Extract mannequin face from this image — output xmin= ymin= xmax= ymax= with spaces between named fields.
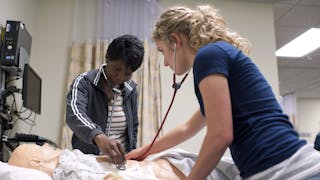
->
xmin=35 ymin=143 xmax=61 ymax=160
xmin=8 ymin=143 xmax=61 ymax=170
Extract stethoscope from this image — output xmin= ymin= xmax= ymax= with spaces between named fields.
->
xmin=102 ymin=67 xmax=127 ymax=170
xmin=135 ymin=43 xmax=190 ymax=160
xmin=101 ymin=67 xmax=122 ymax=137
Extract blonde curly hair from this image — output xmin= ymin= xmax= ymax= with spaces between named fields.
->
xmin=153 ymin=5 xmax=251 ymax=55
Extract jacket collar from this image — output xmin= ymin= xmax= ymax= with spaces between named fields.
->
xmin=89 ymin=64 xmax=137 ymax=98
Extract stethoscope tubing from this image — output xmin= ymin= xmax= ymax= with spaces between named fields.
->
xmin=107 ymin=92 xmax=118 ymax=136
xmin=136 ymin=72 xmax=189 ymax=160
xmin=136 ymin=43 xmax=189 ymax=160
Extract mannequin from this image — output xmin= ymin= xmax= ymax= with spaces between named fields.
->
xmin=8 ymin=143 xmax=60 ymax=178
xmin=8 ymin=143 xmax=185 ymax=180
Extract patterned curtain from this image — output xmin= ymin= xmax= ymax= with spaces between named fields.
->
xmin=60 ymin=40 xmax=162 ymax=149
xmin=133 ymin=40 xmax=162 ymax=147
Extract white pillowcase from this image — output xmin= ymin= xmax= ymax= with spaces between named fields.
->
xmin=0 ymin=161 xmax=52 ymax=180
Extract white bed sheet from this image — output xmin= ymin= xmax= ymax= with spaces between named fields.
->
xmin=147 ymin=148 xmax=241 ymax=180
xmin=0 ymin=161 xmax=52 ymax=180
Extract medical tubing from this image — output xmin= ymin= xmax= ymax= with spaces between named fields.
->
xmin=136 ymin=73 xmax=189 ymax=160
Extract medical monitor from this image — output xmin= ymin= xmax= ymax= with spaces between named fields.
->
xmin=22 ymin=64 xmax=41 ymax=114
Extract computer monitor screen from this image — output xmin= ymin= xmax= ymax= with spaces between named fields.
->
xmin=22 ymin=64 xmax=41 ymax=114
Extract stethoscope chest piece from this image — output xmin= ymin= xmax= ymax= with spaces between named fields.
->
xmin=116 ymin=163 xmax=126 ymax=170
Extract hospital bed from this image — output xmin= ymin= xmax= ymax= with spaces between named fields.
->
xmin=0 ymin=148 xmax=241 ymax=180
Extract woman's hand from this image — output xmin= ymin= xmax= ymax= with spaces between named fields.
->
xmin=125 ymin=146 xmax=147 ymax=161
xmin=94 ymin=134 xmax=126 ymax=165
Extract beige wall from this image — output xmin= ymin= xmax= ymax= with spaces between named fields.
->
xmin=159 ymin=0 xmax=279 ymax=153
xmin=0 ymin=0 xmax=38 ymax=31
xmin=28 ymin=0 xmax=74 ymax=143
xmin=297 ymin=98 xmax=320 ymax=143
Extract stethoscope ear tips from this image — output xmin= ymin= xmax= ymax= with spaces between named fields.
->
xmin=172 ymin=82 xmax=181 ymax=90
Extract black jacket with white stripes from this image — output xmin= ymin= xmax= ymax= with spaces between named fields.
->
xmin=66 ymin=65 xmax=139 ymax=155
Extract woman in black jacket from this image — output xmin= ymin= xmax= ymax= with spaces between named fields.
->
xmin=66 ymin=35 xmax=144 ymax=166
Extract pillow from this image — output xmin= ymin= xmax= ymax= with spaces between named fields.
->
xmin=0 ymin=161 xmax=52 ymax=180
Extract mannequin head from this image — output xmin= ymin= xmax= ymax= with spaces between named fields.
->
xmin=8 ymin=143 xmax=61 ymax=177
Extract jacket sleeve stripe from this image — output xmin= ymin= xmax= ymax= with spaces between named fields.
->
xmin=71 ymin=72 xmax=96 ymax=129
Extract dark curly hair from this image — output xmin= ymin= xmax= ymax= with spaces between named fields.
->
xmin=106 ymin=35 xmax=144 ymax=72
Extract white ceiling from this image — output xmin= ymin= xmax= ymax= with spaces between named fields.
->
xmin=240 ymin=0 xmax=320 ymax=98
